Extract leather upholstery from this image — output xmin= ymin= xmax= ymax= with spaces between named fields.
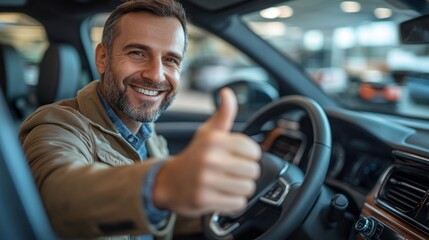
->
xmin=36 ymin=43 xmax=81 ymax=105
xmin=0 ymin=43 xmax=29 ymax=119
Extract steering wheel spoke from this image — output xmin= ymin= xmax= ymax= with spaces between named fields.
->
xmin=208 ymin=212 xmax=241 ymax=237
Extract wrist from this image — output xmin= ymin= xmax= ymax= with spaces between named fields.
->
xmin=153 ymin=158 xmax=174 ymax=210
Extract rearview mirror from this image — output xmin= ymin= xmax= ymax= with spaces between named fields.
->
xmin=213 ymin=80 xmax=279 ymax=119
xmin=400 ymin=14 xmax=429 ymax=44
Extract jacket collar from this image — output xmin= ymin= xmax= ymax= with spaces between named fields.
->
xmin=76 ymin=80 xmax=119 ymax=133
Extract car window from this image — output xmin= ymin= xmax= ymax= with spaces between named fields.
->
xmin=243 ymin=0 xmax=429 ymax=119
xmin=89 ymin=13 xmax=272 ymax=116
xmin=0 ymin=13 xmax=47 ymax=86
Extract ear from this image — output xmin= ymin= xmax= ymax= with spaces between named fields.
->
xmin=95 ymin=43 xmax=107 ymax=75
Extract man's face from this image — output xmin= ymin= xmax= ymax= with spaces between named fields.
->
xmin=97 ymin=12 xmax=185 ymax=123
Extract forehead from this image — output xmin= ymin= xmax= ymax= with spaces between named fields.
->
xmin=114 ymin=12 xmax=185 ymax=54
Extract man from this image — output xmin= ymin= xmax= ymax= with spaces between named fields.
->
xmin=19 ymin=0 xmax=261 ymax=239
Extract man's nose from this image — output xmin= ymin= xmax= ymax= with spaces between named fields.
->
xmin=141 ymin=58 xmax=165 ymax=83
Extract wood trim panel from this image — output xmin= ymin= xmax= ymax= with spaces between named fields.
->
xmin=357 ymin=190 xmax=429 ymax=240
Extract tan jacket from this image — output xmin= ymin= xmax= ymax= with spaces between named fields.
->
xmin=19 ymin=80 xmax=191 ymax=239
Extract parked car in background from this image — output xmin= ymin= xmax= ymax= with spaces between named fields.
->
xmin=358 ymin=81 xmax=402 ymax=106
xmin=354 ymin=70 xmax=403 ymax=111
xmin=2 ymin=0 xmax=429 ymax=239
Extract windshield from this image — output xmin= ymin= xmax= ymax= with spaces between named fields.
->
xmin=243 ymin=0 xmax=429 ymax=118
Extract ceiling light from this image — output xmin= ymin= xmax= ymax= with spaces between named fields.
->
xmin=260 ymin=7 xmax=281 ymax=19
xmin=374 ymin=8 xmax=392 ymax=19
xmin=340 ymin=1 xmax=361 ymax=13
xmin=279 ymin=6 xmax=294 ymax=18
xmin=248 ymin=22 xmax=286 ymax=37
xmin=304 ymin=30 xmax=324 ymax=51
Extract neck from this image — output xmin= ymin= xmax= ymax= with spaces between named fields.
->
xmin=119 ymin=114 xmax=142 ymax=134
xmin=99 ymin=83 xmax=142 ymax=134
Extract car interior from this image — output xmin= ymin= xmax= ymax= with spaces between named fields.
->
xmin=0 ymin=89 xmax=56 ymax=239
xmin=1 ymin=0 xmax=429 ymax=239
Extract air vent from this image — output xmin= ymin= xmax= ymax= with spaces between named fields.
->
xmin=379 ymin=169 xmax=428 ymax=213
xmin=268 ymin=134 xmax=304 ymax=163
xmin=271 ymin=135 xmax=298 ymax=160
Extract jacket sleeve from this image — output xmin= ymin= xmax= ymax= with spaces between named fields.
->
xmin=19 ymin=106 xmax=175 ymax=238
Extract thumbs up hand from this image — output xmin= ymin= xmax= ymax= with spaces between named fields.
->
xmin=153 ymin=88 xmax=261 ymax=217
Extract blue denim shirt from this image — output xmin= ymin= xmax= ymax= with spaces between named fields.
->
xmin=97 ymin=89 xmax=169 ymax=239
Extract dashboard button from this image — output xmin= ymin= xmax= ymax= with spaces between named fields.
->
xmin=355 ymin=216 xmax=376 ymax=238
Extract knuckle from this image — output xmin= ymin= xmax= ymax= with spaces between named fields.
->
xmin=200 ymin=151 xmax=216 ymax=166
xmin=250 ymin=142 xmax=262 ymax=159
xmin=247 ymin=181 xmax=257 ymax=196
xmin=224 ymin=197 xmax=246 ymax=213
xmin=236 ymin=197 xmax=247 ymax=210
xmin=251 ymin=161 xmax=261 ymax=179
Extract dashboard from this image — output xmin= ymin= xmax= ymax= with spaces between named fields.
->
xmin=258 ymin=107 xmax=429 ymax=239
xmin=261 ymin=110 xmax=393 ymax=195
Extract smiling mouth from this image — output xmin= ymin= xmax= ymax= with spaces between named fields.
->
xmin=131 ymin=85 xmax=163 ymax=96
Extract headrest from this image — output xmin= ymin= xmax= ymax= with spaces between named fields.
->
xmin=37 ymin=43 xmax=81 ymax=105
xmin=0 ymin=44 xmax=28 ymax=102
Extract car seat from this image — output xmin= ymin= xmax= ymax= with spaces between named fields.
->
xmin=0 ymin=89 xmax=57 ymax=240
xmin=36 ymin=43 xmax=82 ymax=105
xmin=0 ymin=43 xmax=32 ymax=122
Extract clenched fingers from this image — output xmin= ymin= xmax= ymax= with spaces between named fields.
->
xmin=201 ymin=170 xmax=257 ymax=197
xmin=204 ymin=150 xmax=260 ymax=179
xmin=225 ymin=133 xmax=261 ymax=161
xmin=195 ymin=188 xmax=248 ymax=214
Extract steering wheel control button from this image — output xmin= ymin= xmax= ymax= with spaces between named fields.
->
xmin=260 ymin=178 xmax=290 ymax=206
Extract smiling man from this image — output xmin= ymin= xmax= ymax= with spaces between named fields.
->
xmin=98 ymin=10 xmax=184 ymax=127
xmin=19 ymin=0 xmax=261 ymax=239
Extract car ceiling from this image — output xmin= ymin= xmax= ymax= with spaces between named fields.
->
xmin=0 ymin=0 xmax=425 ymax=28
xmin=184 ymin=0 xmax=248 ymax=11
xmin=0 ymin=0 xmax=429 ymax=14
xmin=0 ymin=0 xmax=426 ymax=21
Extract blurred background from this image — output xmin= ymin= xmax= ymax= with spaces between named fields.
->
xmin=1 ymin=0 xmax=429 ymax=117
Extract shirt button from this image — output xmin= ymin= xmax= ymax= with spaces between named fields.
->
xmin=128 ymin=137 xmax=135 ymax=143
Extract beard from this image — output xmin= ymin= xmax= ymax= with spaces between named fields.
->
xmin=101 ymin=64 xmax=176 ymax=123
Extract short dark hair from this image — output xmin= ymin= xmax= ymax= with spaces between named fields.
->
xmin=102 ymin=0 xmax=188 ymax=56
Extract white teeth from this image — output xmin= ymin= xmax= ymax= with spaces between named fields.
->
xmin=135 ymin=87 xmax=159 ymax=96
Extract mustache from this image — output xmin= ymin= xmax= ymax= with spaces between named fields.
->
xmin=124 ymin=75 xmax=172 ymax=91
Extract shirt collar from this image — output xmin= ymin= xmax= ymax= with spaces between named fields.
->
xmin=97 ymin=86 xmax=152 ymax=151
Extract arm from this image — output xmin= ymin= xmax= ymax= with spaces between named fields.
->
xmin=19 ymin=106 xmax=175 ymax=238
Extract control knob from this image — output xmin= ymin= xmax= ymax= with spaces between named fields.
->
xmin=355 ymin=216 xmax=376 ymax=238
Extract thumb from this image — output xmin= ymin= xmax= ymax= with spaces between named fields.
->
xmin=206 ymin=88 xmax=237 ymax=131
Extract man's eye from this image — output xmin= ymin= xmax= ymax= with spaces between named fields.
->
xmin=165 ymin=57 xmax=179 ymax=65
xmin=129 ymin=51 xmax=144 ymax=57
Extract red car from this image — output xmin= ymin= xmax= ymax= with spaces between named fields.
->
xmin=358 ymin=82 xmax=402 ymax=103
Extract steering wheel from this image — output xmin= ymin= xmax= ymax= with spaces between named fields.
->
xmin=203 ymin=95 xmax=332 ymax=240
